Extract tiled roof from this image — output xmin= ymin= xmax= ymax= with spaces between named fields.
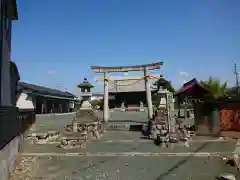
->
xmin=175 ymin=78 xmax=208 ymax=96
xmin=17 ymin=82 xmax=77 ymax=98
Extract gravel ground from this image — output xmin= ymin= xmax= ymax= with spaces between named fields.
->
xmin=9 ymin=156 xmax=38 ymax=180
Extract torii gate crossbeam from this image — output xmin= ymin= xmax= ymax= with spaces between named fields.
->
xmin=91 ymin=62 xmax=163 ymax=122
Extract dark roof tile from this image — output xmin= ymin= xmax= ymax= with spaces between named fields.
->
xmin=175 ymin=78 xmax=208 ymax=96
xmin=17 ymin=82 xmax=77 ymax=98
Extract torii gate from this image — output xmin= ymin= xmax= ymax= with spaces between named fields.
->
xmin=91 ymin=62 xmax=163 ymax=122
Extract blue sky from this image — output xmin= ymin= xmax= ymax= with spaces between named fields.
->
xmin=12 ymin=0 xmax=240 ymax=94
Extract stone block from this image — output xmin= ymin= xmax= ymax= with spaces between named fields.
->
xmin=216 ymin=173 xmax=236 ymax=180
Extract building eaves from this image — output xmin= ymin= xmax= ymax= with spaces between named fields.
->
xmin=6 ymin=0 xmax=18 ymax=20
xmin=174 ymin=78 xmax=209 ymax=96
xmin=17 ymin=82 xmax=77 ymax=99
xmin=10 ymin=61 xmax=20 ymax=81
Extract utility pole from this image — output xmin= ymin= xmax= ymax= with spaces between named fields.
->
xmin=234 ymin=63 xmax=240 ymax=93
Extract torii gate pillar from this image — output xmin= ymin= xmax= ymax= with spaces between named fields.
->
xmin=103 ymin=72 xmax=109 ymax=122
xmin=144 ymin=67 xmax=153 ymax=119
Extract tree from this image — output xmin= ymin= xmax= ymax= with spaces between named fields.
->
xmin=90 ymin=99 xmax=104 ymax=109
xmin=152 ymin=78 xmax=175 ymax=93
xmin=200 ymin=77 xmax=227 ymax=98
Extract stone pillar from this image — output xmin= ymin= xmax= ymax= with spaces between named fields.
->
xmin=165 ymin=92 xmax=171 ymax=131
xmin=120 ymin=102 xmax=126 ymax=111
xmin=144 ymin=67 xmax=153 ymax=119
xmin=168 ymin=92 xmax=176 ymax=133
xmin=73 ymin=121 xmax=78 ymax=132
xmin=52 ymin=103 xmax=55 ymax=113
xmin=103 ymin=72 xmax=109 ymax=122
xmin=212 ymin=108 xmax=220 ymax=136
xmin=41 ymin=103 xmax=44 ymax=114
xmin=177 ymin=99 xmax=180 ymax=117
xmin=184 ymin=98 xmax=188 ymax=118
xmin=139 ymin=101 xmax=144 ymax=111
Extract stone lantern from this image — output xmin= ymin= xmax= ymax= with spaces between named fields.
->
xmin=77 ymin=78 xmax=94 ymax=109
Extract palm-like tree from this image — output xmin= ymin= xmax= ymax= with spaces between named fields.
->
xmin=200 ymin=77 xmax=227 ymax=98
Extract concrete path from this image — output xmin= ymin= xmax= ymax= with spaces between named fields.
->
xmin=16 ymin=112 xmax=240 ymax=179
xmin=21 ymin=134 xmax=239 ymax=180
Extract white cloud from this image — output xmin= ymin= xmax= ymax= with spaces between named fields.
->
xmin=179 ymin=71 xmax=189 ymax=76
xmin=46 ymin=70 xmax=56 ymax=76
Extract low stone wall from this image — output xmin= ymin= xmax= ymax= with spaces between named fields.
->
xmin=0 ymin=107 xmax=35 ymax=180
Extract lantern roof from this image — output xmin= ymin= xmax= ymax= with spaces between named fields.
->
xmin=77 ymin=78 xmax=94 ymax=88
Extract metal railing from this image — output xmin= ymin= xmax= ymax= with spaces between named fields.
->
xmin=0 ymin=106 xmax=35 ymax=149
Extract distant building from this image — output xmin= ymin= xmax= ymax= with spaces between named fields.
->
xmin=17 ymin=82 xmax=77 ymax=114
xmin=106 ymin=76 xmax=169 ymax=108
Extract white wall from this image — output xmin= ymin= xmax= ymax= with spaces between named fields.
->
xmin=69 ymin=101 xmax=75 ymax=109
xmin=16 ymin=92 xmax=35 ymax=109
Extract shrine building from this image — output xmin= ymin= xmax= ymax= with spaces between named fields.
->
xmin=96 ymin=75 xmax=169 ymax=108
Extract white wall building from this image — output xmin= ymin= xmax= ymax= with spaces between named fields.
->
xmin=17 ymin=82 xmax=77 ymax=114
xmin=17 ymin=92 xmax=35 ymax=109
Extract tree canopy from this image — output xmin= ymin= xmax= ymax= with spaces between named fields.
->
xmin=200 ymin=77 xmax=227 ymax=98
xmin=152 ymin=78 xmax=175 ymax=93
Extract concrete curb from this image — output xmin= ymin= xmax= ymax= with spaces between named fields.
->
xmin=22 ymin=152 xmax=234 ymax=157
xmin=36 ymin=112 xmax=76 ymax=117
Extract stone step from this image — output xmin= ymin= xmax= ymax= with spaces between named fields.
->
xmin=60 ymin=138 xmax=86 ymax=149
xmin=28 ymin=132 xmax=48 ymax=139
xmin=28 ymin=131 xmax=60 ymax=140
xmin=106 ymin=123 xmax=143 ymax=131
xmin=61 ymin=131 xmax=87 ymax=137
xmin=61 ymin=136 xmax=87 ymax=140
xmin=106 ymin=124 xmax=130 ymax=131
